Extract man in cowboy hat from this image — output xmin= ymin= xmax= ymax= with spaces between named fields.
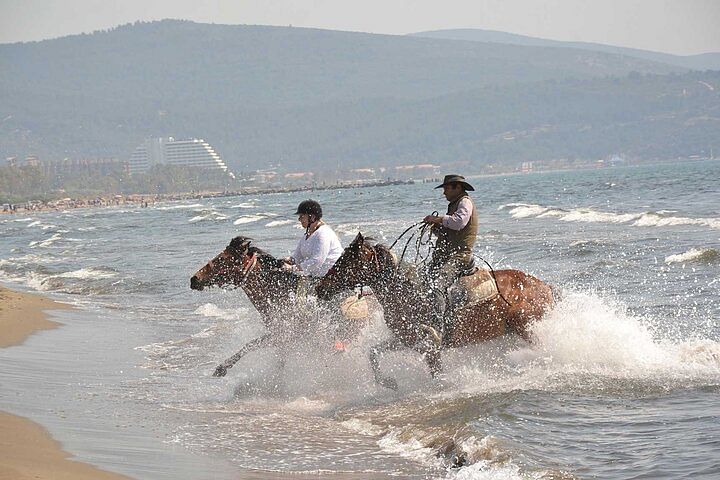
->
xmin=422 ymin=174 xmax=478 ymax=346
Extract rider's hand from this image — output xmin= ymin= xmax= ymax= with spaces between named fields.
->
xmin=423 ymin=215 xmax=443 ymax=225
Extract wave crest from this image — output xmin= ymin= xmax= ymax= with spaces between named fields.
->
xmin=500 ymin=203 xmax=720 ymax=230
xmin=665 ymin=248 xmax=719 ymax=264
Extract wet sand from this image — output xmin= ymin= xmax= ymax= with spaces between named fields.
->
xmin=0 ymin=285 xmax=67 ymax=348
xmin=0 ymin=285 xmax=132 ymax=480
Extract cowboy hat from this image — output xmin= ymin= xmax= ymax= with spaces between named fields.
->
xmin=434 ymin=174 xmax=474 ymax=191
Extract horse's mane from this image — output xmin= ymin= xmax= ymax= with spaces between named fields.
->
xmin=360 ymin=237 xmax=398 ymax=270
xmin=228 ymin=236 xmax=296 ymax=285
xmin=229 ymin=236 xmax=275 ymax=260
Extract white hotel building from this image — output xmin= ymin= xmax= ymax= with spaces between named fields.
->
xmin=128 ymin=137 xmax=230 ymax=175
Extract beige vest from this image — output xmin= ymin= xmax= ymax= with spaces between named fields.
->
xmin=434 ymin=195 xmax=478 ymax=263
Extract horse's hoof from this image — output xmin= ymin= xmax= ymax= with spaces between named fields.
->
xmin=212 ymin=365 xmax=228 ymax=377
xmin=451 ymin=453 xmax=467 ymax=468
xmin=378 ymin=377 xmax=398 ymax=390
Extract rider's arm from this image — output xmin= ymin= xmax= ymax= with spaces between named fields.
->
xmin=289 ymin=240 xmax=303 ymax=265
xmin=441 ymin=198 xmax=473 ymax=230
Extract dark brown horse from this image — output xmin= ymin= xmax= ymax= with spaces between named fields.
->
xmin=316 ymin=233 xmax=555 ymax=389
xmin=191 ymin=236 xmax=344 ymax=377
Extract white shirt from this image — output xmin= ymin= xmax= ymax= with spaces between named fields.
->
xmin=291 ymin=224 xmax=344 ymax=276
xmin=441 ymin=197 xmax=474 ymax=230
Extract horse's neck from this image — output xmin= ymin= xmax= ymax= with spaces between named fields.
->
xmin=241 ymin=264 xmax=295 ymax=316
xmin=368 ymin=271 xmax=431 ymax=326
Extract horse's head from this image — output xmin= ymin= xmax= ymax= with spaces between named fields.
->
xmin=190 ymin=236 xmax=258 ymax=290
xmin=316 ymin=232 xmax=395 ymax=300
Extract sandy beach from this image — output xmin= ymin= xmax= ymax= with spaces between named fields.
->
xmin=0 ymin=285 xmax=132 ymax=480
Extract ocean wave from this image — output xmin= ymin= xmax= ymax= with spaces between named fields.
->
xmin=634 ymin=213 xmax=720 ymax=229
xmin=340 ymin=418 xmax=384 ymax=436
xmin=233 ymin=213 xmax=277 ymax=225
xmin=28 ymin=233 xmax=63 ymax=248
xmin=189 ymin=211 xmax=229 ymax=223
xmin=665 ymin=248 xmax=719 ymax=264
xmin=0 ymin=270 xmax=57 ymax=291
xmin=500 ymin=203 xmax=720 ymax=230
xmin=26 ymin=220 xmax=58 ymax=230
xmin=193 ymin=303 xmax=247 ymax=320
xmin=377 ymin=428 xmax=440 ymax=466
xmin=265 ymin=219 xmax=294 ymax=227
xmin=448 ymin=460 xmax=524 ymax=480
xmin=156 ymin=203 xmax=204 ymax=211
xmin=55 ymin=267 xmax=117 ymax=280
xmin=233 ymin=215 xmax=264 ymax=225
xmin=230 ymin=202 xmax=256 ymax=209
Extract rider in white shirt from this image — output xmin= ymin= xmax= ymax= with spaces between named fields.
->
xmin=282 ymin=200 xmax=343 ymax=277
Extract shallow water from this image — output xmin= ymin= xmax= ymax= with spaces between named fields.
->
xmin=1 ymin=160 xmax=719 ymax=479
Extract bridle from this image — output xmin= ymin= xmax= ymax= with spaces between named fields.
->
xmin=213 ymin=247 xmax=258 ymax=287
xmin=233 ymin=250 xmax=258 ymax=285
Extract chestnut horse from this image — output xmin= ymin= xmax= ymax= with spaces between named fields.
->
xmin=191 ymin=236 xmax=333 ymax=377
xmin=316 ymin=233 xmax=555 ymax=389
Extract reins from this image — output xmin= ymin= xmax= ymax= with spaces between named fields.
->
xmin=387 ymin=218 xmax=513 ymax=307
xmin=388 ymin=211 xmax=439 ymax=267
xmin=237 ymin=253 xmax=258 ymax=284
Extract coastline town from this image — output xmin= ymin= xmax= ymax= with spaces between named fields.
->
xmin=5 ymin=136 xmax=714 ymax=216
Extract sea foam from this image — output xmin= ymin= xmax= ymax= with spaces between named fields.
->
xmin=665 ymin=248 xmax=719 ymax=264
xmin=56 ymin=267 xmax=117 ymax=280
xmin=501 ymin=203 xmax=720 ymax=230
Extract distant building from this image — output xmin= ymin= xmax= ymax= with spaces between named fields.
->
xmin=128 ymin=137 xmax=230 ymax=175
xmin=46 ymin=158 xmax=128 ymax=176
xmin=18 ymin=156 xmax=128 ymax=176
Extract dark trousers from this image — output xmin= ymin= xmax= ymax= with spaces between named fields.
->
xmin=426 ymin=257 xmax=468 ymax=338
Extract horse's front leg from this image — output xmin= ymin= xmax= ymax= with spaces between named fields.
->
xmin=213 ymin=333 xmax=272 ymax=377
xmin=422 ymin=345 xmax=443 ymax=379
xmin=369 ymin=338 xmax=405 ymax=390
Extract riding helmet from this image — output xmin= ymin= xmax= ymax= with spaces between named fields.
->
xmin=295 ymin=199 xmax=323 ymax=219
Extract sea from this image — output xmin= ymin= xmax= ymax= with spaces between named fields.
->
xmin=1 ymin=160 xmax=719 ymax=479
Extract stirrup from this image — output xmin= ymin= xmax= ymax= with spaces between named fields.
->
xmin=420 ymin=324 xmax=443 ymax=346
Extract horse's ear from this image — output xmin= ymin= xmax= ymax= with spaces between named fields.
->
xmin=352 ymin=232 xmax=364 ymax=245
xmin=229 ymin=236 xmax=252 ymax=252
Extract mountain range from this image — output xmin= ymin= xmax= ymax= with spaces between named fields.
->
xmin=0 ymin=20 xmax=718 ymax=172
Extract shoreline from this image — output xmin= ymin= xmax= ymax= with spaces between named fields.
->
xmin=1 ymin=179 xmax=414 ymax=215
xmin=0 ymin=285 xmax=132 ymax=480
xmin=0 ymin=285 xmax=68 ymax=348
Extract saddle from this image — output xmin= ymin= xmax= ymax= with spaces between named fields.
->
xmin=448 ymin=268 xmax=498 ymax=308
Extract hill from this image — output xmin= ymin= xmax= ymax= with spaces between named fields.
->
xmin=410 ymin=29 xmax=720 ymax=71
xmin=1 ymin=20 xmax=717 ymax=173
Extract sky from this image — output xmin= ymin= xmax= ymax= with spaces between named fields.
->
xmin=1 ymin=0 xmax=719 ymax=55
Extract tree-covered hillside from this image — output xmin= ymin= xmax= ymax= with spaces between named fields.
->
xmin=1 ymin=20 xmax=717 ymax=172
xmin=411 ymin=29 xmax=720 ymax=71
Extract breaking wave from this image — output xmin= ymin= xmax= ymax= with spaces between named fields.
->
xmin=189 ymin=211 xmax=228 ymax=223
xmin=265 ymin=219 xmax=294 ymax=227
xmin=233 ymin=213 xmax=277 ymax=225
xmin=500 ymin=203 xmax=720 ymax=230
xmin=155 ymin=203 xmax=204 ymax=210
xmin=665 ymin=247 xmax=719 ymax=264
xmin=55 ymin=267 xmax=117 ymax=280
